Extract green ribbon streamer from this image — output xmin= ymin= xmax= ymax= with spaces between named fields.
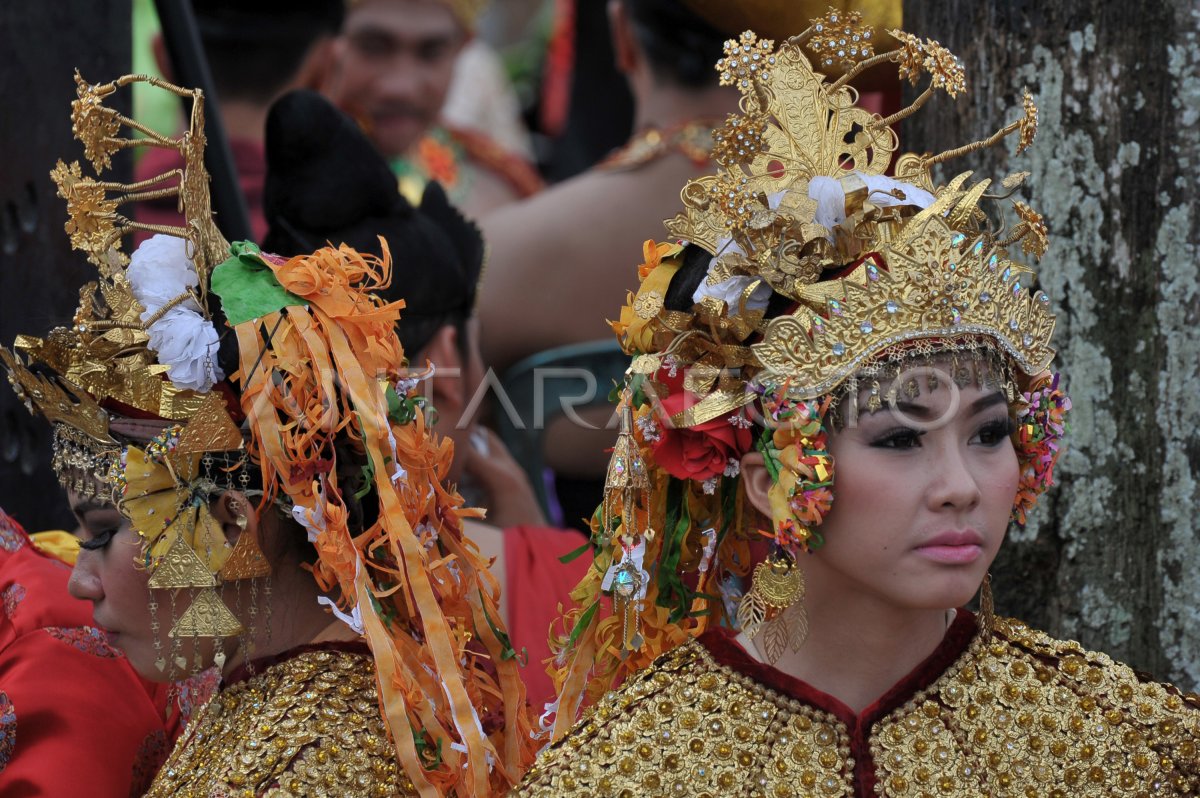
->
xmin=566 ymin=600 xmax=600 ymax=648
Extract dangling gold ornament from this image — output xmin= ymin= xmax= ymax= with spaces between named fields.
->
xmin=738 ymin=551 xmax=808 ymax=664
xmin=170 ymin=587 xmax=244 ymax=640
xmin=218 ymin=527 xmax=272 ymax=581
xmin=601 ymin=398 xmax=654 ymax=656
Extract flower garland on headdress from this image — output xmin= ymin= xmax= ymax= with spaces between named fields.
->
xmin=1012 ymin=371 xmax=1071 ymax=524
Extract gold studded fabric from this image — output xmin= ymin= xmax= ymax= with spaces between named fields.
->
xmin=872 ymin=617 xmax=1199 ymax=797
xmin=516 ymin=616 xmax=1200 ymax=797
xmin=144 ymin=647 xmax=411 ymax=798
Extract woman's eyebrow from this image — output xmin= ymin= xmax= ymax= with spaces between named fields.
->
xmin=70 ymin=498 xmax=106 ymax=516
xmin=969 ymin=392 xmax=1008 ymax=413
xmin=889 ymin=400 xmax=933 ymax=419
xmin=70 ymin=498 xmax=118 ymax=520
xmin=887 ymin=391 xmax=1007 ymax=419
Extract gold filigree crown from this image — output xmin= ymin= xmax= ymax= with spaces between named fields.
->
xmin=649 ymin=10 xmax=1052 ymax=400
xmin=2 ymin=73 xmax=238 ymax=488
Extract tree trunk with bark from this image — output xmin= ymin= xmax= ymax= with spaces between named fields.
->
xmin=903 ymin=1 xmax=1200 ymax=690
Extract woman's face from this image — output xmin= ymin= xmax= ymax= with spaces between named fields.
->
xmin=66 ymin=492 xmax=215 ymax=682
xmin=804 ymin=373 xmax=1019 ymax=612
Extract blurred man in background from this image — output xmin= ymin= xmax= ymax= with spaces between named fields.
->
xmin=325 ymin=0 xmax=543 ymax=219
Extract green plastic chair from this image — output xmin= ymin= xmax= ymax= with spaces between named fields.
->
xmin=493 ymin=339 xmax=629 ymax=520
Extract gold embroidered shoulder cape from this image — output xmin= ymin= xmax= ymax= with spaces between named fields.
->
xmin=145 ymin=644 xmax=412 ymax=797
xmin=517 ymin=613 xmax=1199 ymax=797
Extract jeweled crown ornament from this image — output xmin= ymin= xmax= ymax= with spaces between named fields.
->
xmin=661 ymin=10 xmax=1052 ymax=400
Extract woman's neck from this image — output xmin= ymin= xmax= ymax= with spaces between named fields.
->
xmin=218 ymin=559 xmax=357 ymax=679
xmin=745 ymin=587 xmax=954 ymax=714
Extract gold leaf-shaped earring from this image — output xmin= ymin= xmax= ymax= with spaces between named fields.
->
xmin=752 ymin=555 xmax=803 ymax=609
xmin=738 ymin=551 xmax=807 ymax=663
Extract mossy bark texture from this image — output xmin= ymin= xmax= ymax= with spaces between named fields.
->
xmin=905 ymin=1 xmax=1199 ymax=690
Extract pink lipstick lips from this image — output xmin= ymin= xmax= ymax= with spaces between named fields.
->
xmin=915 ymin=530 xmax=984 ymax=564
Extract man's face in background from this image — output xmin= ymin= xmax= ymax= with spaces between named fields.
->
xmin=328 ymin=0 xmax=466 ymax=159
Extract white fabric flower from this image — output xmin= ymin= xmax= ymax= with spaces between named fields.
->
xmin=692 ymin=269 xmax=773 ymax=312
xmin=142 ymin=307 xmax=223 ymax=392
xmin=807 ymin=173 xmax=935 ymax=232
xmin=125 ymin=234 xmax=224 ymax=392
xmin=694 ymin=192 xmax=785 ymax=312
xmin=694 ymin=237 xmax=772 ymax=312
xmin=126 ymin=234 xmax=202 ymax=313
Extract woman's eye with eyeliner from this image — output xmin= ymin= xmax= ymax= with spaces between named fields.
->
xmin=974 ymin=419 xmax=1015 ymax=446
xmin=79 ymin=528 xmax=117 ymax=551
xmin=872 ymin=428 xmax=924 ymax=449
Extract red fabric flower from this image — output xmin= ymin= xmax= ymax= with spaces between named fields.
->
xmin=650 ymin=387 xmax=754 ymax=482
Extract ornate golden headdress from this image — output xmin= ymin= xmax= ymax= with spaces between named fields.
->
xmin=659 ymin=14 xmax=1050 ymax=401
xmin=2 ymin=72 xmax=235 ymax=497
xmin=549 ymin=10 xmax=1065 ymax=739
xmin=4 ymin=73 xmax=537 ymax=794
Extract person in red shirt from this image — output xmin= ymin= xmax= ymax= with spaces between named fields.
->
xmin=0 ymin=507 xmax=180 ymax=797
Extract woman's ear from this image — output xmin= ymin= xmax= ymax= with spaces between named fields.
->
xmin=420 ymin=325 xmax=467 ymax=417
xmin=209 ymin=490 xmax=259 ymax=547
xmin=739 ymin=452 xmax=774 ymax=518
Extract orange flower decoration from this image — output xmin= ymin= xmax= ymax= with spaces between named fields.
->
xmin=638 ymin=240 xmax=684 ymax=280
xmin=418 ymin=136 xmax=459 ymax=187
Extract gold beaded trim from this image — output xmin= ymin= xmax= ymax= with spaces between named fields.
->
xmin=50 ymin=423 xmax=120 ymax=500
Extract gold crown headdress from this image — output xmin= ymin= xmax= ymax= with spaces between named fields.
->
xmin=4 ymin=73 xmax=537 ymax=793
xmin=3 ymin=72 xmax=237 ymax=498
xmin=661 ymin=14 xmax=1050 ymax=400
xmin=549 ymin=10 xmax=1064 ymax=739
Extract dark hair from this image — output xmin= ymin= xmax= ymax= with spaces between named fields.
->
xmin=664 ymin=243 xmax=794 ymax=320
xmin=260 ymin=90 xmax=484 ymax=357
xmin=192 ymin=0 xmax=344 ymax=104
xmin=624 ymin=0 xmax=727 ymax=89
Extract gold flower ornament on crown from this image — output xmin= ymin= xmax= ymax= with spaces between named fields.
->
xmin=656 ymin=8 xmax=1051 ymax=402
xmin=3 ymin=72 xmax=230 ymax=446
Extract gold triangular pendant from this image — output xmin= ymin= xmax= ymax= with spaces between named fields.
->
xmin=176 ymin=391 xmax=244 ymax=456
xmin=148 ymin=532 xmax=217 ymax=589
xmin=218 ymin=528 xmax=272 ymax=581
xmin=169 ymin=587 xmax=243 ymax=638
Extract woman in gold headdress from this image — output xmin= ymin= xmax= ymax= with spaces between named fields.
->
xmin=516 ymin=10 xmax=1199 ymax=797
xmin=2 ymin=76 xmax=536 ymax=796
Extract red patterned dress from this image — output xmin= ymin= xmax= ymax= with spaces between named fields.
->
xmin=0 ymin=508 xmax=181 ymax=796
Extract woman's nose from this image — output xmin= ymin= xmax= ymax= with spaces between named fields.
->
xmin=67 ymin=552 xmax=104 ymax=602
xmin=928 ymin=443 xmax=983 ymax=510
